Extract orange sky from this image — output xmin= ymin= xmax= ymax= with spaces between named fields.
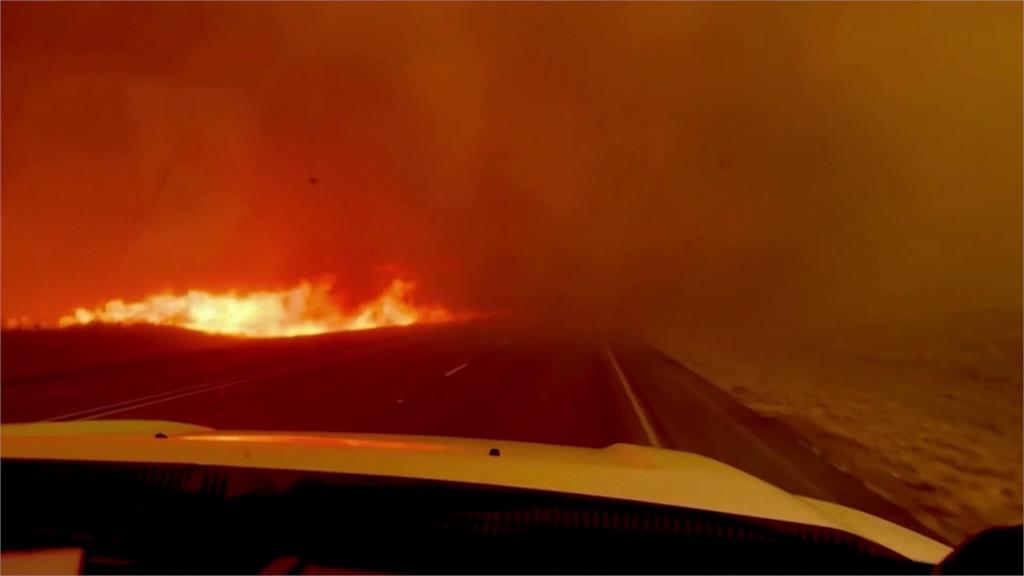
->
xmin=2 ymin=3 xmax=1021 ymax=332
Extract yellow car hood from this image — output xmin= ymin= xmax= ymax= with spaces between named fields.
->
xmin=1 ymin=420 xmax=950 ymax=564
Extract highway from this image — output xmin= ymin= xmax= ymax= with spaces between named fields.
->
xmin=1 ymin=321 xmax=936 ymax=539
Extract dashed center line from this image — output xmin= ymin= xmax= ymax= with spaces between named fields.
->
xmin=441 ymin=338 xmax=515 ymax=378
xmin=444 ymin=362 xmax=469 ymax=377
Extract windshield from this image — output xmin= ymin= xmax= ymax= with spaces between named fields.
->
xmin=1 ymin=0 xmax=1020 ymax=564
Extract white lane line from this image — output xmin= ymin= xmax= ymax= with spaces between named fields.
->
xmin=42 ymin=337 xmax=411 ymax=422
xmin=444 ymin=362 xmax=469 ymax=377
xmin=47 ymin=362 xmax=320 ymax=422
xmin=39 ymin=375 xmax=251 ymax=422
xmin=82 ymin=380 xmax=245 ymax=420
xmin=605 ymin=344 xmax=662 ymax=448
xmin=442 ymin=338 xmax=513 ymax=378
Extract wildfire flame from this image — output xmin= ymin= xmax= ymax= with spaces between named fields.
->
xmin=57 ymin=278 xmax=452 ymax=338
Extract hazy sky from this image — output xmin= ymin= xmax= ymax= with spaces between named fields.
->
xmin=3 ymin=2 xmax=1020 ymax=331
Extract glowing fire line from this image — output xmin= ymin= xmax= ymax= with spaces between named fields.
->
xmin=57 ymin=278 xmax=452 ymax=338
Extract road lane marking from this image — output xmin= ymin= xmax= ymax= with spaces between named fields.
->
xmin=39 ymin=375 xmax=252 ymax=422
xmin=442 ymin=339 xmax=514 ymax=378
xmin=82 ymin=379 xmax=248 ymax=419
xmin=40 ymin=336 xmax=416 ymax=422
xmin=44 ymin=362 xmax=322 ymax=422
xmin=444 ymin=362 xmax=469 ymax=377
xmin=605 ymin=345 xmax=662 ymax=448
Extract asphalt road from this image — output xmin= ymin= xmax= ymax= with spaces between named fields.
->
xmin=1 ymin=321 xmax=936 ymax=539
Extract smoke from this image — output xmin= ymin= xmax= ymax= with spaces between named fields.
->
xmin=3 ymin=3 xmax=1020 ymax=334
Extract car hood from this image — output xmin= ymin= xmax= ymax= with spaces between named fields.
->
xmin=1 ymin=420 xmax=950 ymax=564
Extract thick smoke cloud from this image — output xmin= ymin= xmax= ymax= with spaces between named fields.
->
xmin=3 ymin=3 xmax=1020 ymax=333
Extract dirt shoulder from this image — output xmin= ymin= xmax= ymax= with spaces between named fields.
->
xmin=652 ymin=309 xmax=1022 ymax=544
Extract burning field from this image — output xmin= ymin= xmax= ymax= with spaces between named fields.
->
xmin=54 ymin=278 xmax=453 ymax=338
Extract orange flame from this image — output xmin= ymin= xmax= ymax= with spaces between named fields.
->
xmin=57 ymin=278 xmax=452 ymax=338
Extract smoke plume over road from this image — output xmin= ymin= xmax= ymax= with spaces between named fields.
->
xmin=3 ymin=3 xmax=1019 ymax=335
